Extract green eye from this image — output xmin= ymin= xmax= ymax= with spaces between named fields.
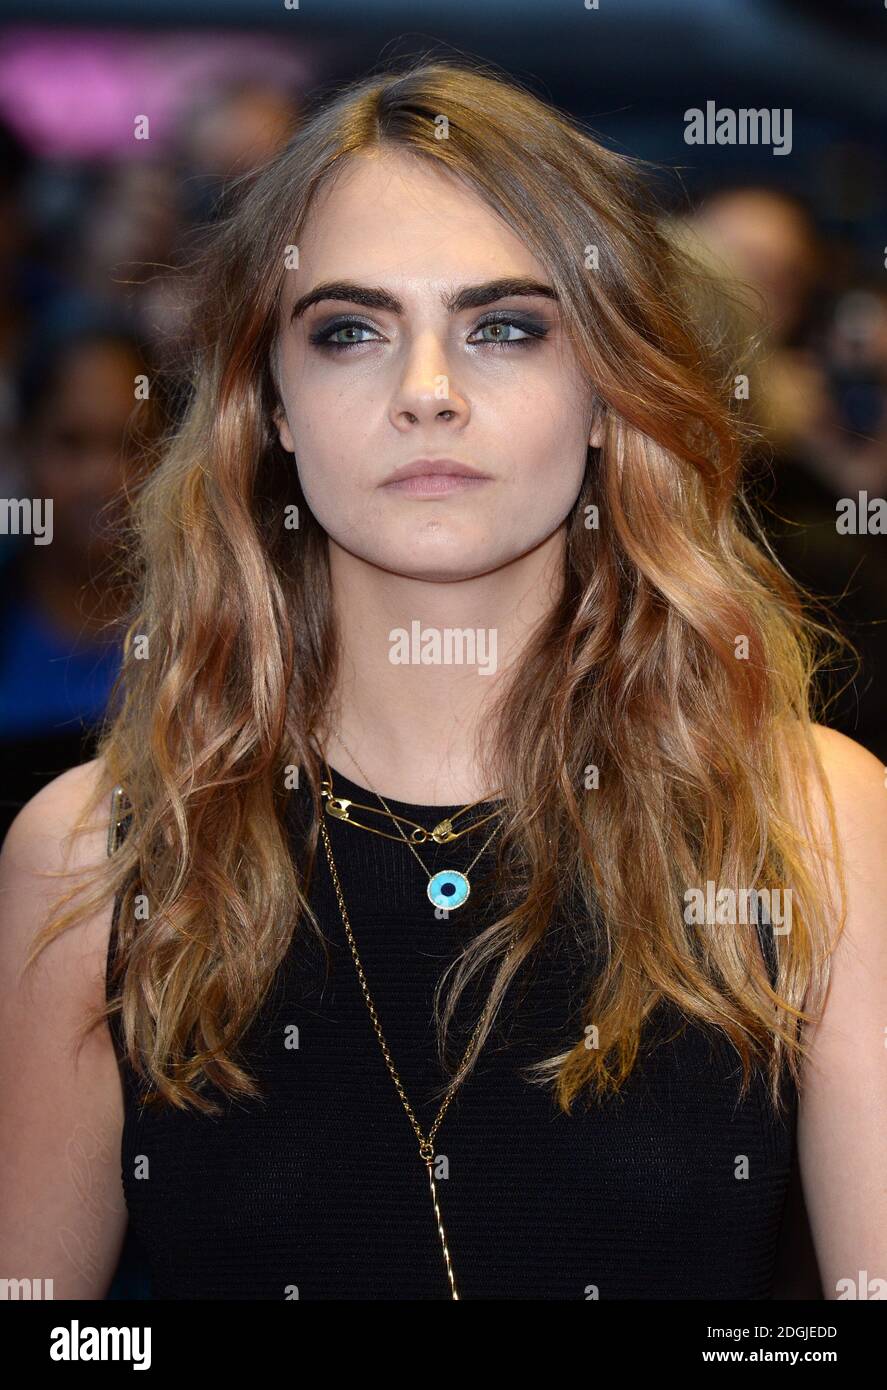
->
xmin=327 ymin=324 xmax=376 ymax=345
xmin=467 ymin=315 xmax=547 ymax=347
xmin=308 ymin=318 xmax=384 ymax=350
xmin=472 ymin=321 xmax=529 ymax=343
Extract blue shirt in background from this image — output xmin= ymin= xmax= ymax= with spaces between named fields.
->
xmin=0 ymin=595 xmax=122 ymax=738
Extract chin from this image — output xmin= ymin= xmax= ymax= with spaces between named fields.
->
xmin=374 ymin=543 xmax=492 ymax=581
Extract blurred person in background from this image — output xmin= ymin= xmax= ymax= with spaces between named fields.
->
xmin=74 ymin=162 xmax=182 ymax=315
xmin=0 ymin=118 xmax=60 ymax=495
xmin=0 ymin=122 xmax=33 ymax=481
xmin=133 ymin=79 xmax=302 ymax=375
xmin=686 ymin=185 xmax=825 ymax=454
xmin=798 ymin=284 xmax=887 ymax=498
xmin=681 ymin=187 xmax=887 ymax=761
xmin=0 ymin=308 xmax=155 ymax=841
xmin=176 ymin=78 xmax=300 ymax=196
xmin=30 ymin=159 xmax=186 ymax=379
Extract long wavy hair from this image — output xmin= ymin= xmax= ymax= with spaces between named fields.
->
xmin=32 ymin=57 xmax=849 ymax=1118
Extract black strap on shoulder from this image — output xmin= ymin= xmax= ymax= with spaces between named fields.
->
xmin=107 ymin=785 xmax=132 ymax=857
xmin=753 ymin=893 xmax=780 ymax=992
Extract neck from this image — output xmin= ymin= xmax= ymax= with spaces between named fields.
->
xmin=323 ymin=526 xmax=566 ymax=805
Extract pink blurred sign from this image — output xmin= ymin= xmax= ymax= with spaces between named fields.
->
xmin=0 ymin=25 xmax=313 ymax=157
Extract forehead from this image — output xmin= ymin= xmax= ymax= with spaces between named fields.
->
xmin=289 ymin=148 xmax=546 ymax=293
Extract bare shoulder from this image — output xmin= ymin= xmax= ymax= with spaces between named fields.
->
xmin=807 ymin=722 xmax=886 ymax=802
xmin=1 ymin=754 xmax=114 ymax=868
xmin=779 ymin=722 xmax=887 ymax=890
xmin=0 ymin=752 xmax=120 ymax=1030
xmin=802 ymin=719 xmax=887 ymax=970
xmin=0 ymin=755 xmax=129 ymax=1296
xmin=0 ymin=751 xmax=122 ymax=1028
xmin=789 ymin=725 xmax=887 ymax=1294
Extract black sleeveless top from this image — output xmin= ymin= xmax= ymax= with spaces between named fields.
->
xmin=106 ymin=767 xmax=797 ymax=1300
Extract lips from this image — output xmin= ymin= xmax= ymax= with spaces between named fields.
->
xmin=381 ymin=458 xmax=491 ymax=485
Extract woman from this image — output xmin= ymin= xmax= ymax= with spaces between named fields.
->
xmin=1 ymin=59 xmax=884 ymax=1301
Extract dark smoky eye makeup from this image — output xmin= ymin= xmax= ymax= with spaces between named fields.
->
xmin=307 ymin=315 xmax=382 ymax=349
xmin=305 ymin=305 xmax=554 ymax=352
xmin=466 ymin=310 xmax=551 ymax=345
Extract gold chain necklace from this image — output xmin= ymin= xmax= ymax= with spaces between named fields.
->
xmin=317 ymin=810 xmax=516 ymax=1299
xmin=322 ymin=736 xmax=505 ymax=912
xmin=111 ymin=767 xmax=512 ymax=1296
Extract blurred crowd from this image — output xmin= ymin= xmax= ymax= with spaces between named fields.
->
xmin=1 ymin=71 xmax=886 ymax=854
xmin=0 ymin=78 xmax=301 ymax=840
xmin=679 ymin=187 xmax=887 ymax=759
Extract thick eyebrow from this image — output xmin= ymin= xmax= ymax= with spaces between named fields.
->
xmin=288 ymin=277 xmax=558 ymax=322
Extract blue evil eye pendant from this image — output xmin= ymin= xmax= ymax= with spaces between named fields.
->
xmin=427 ymin=870 xmax=471 ymax=910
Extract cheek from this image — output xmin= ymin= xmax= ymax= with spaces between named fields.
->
xmin=507 ymin=394 xmax=589 ymax=483
xmin=280 ymin=401 xmax=366 ymax=524
xmin=278 ymin=347 xmax=370 ymax=453
xmin=288 ymin=408 xmax=363 ymax=486
xmin=503 ymin=408 xmax=589 ymax=523
xmin=497 ymin=358 xmax=585 ymax=431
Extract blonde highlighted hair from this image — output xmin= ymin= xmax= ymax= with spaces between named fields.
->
xmin=32 ymin=56 xmax=848 ymax=1117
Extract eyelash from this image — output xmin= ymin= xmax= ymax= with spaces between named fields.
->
xmin=307 ymin=312 xmax=549 ymax=352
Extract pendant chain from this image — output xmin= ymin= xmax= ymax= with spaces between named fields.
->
xmin=324 ymin=735 xmax=505 ymax=887
xmin=317 ymin=736 xmax=514 ymax=1300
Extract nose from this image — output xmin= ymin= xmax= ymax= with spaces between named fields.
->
xmin=388 ymin=331 xmax=469 ymax=431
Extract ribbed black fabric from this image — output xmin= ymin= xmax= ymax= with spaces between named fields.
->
xmin=106 ymin=767 xmax=796 ymax=1300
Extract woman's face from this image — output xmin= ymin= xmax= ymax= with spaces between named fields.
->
xmin=274 ymin=148 xmax=599 ymax=582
